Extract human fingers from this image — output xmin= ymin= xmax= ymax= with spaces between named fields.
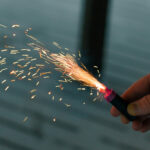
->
xmin=132 ymin=119 xmax=143 ymax=131
xmin=110 ymin=106 xmax=120 ymax=117
xmin=122 ymin=74 xmax=150 ymax=103
xmin=127 ymin=94 xmax=150 ymax=116
xmin=139 ymin=119 xmax=150 ymax=132
xmin=120 ymin=114 xmax=129 ymax=124
xmin=111 ymin=74 xmax=150 ymax=121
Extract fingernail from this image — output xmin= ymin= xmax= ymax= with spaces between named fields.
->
xmin=127 ymin=104 xmax=138 ymax=116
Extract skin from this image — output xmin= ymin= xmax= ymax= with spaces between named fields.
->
xmin=110 ymin=74 xmax=150 ymax=132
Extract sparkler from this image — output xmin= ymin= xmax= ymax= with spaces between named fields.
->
xmin=50 ymin=53 xmax=136 ymax=121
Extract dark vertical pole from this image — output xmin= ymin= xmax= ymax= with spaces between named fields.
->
xmin=80 ymin=0 xmax=109 ymax=75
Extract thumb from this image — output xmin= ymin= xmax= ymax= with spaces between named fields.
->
xmin=127 ymin=94 xmax=150 ymax=116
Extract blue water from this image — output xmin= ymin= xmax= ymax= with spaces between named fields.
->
xmin=0 ymin=0 xmax=150 ymax=150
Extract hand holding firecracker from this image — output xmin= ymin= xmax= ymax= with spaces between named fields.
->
xmin=26 ymin=42 xmax=150 ymax=132
xmin=111 ymin=74 xmax=150 ymax=133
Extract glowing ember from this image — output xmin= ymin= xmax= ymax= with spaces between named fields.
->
xmin=59 ymin=98 xmax=62 ymax=102
xmin=52 ymin=117 xmax=56 ymax=122
xmin=31 ymin=95 xmax=36 ymax=100
xmin=23 ymin=116 xmax=28 ymax=122
xmin=12 ymin=24 xmax=20 ymax=28
xmin=1 ymin=80 xmax=6 ymax=84
xmin=64 ymin=103 xmax=71 ymax=107
xmin=5 ymin=86 xmax=9 ymax=91
xmin=0 ymin=24 xmax=7 ymax=28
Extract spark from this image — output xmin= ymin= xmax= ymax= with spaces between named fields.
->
xmin=12 ymin=24 xmax=20 ymax=28
xmin=5 ymin=86 xmax=9 ymax=91
xmin=64 ymin=103 xmax=71 ymax=107
xmin=72 ymin=54 xmax=76 ymax=57
xmin=19 ymin=75 xmax=26 ymax=80
xmin=43 ymin=76 xmax=50 ymax=79
xmin=39 ymin=52 xmax=42 ymax=58
xmin=81 ymin=63 xmax=88 ymax=70
xmin=93 ymin=66 xmax=98 ymax=69
xmin=22 ymin=54 xmax=29 ymax=57
xmin=5 ymin=45 xmax=15 ymax=49
xmin=52 ymin=96 xmax=55 ymax=101
xmin=65 ymin=48 xmax=69 ymax=51
xmin=90 ymin=89 xmax=93 ymax=95
xmin=40 ymin=71 xmax=51 ymax=76
xmin=13 ymin=61 xmax=18 ymax=65
xmin=31 ymin=58 xmax=37 ymax=61
xmin=32 ymin=76 xmax=38 ymax=79
xmin=36 ymin=64 xmax=45 ymax=67
xmin=30 ymin=89 xmax=37 ymax=93
xmin=32 ymin=72 xmax=38 ymax=77
xmin=77 ymin=88 xmax=86 ymax=91
xmin=18 ymin=58 xmax=25 ymax=62
xmin=27 ymin=72 xmax=31 ymax=76
xmin=78 ymin=51 xmax=81 ymax=58
xmin=0 ymin=58 xmax=6 ymax=65
xmin=26 ymin=34 xmax=43 ymax=45
xmin=10 ymin=70 xmax=18 ymax=75
xmin=12 ymin=33 xmax=16 ymax=37
xmin=24 ymin=27 xmax=32 ymax=34
xmin=21 ymin=48 xmax=31 ymax=52
xmin=4 ymin=36 xmax=7 ymax=39
xmin=41 ymin=50 xmax=47 ymax=55
xmin=35 ymin=68 xmax=40 ymax=73
xmin=10 ymin=50 xmax=19 ymax=55
xmin=1 ymin=80 xmax=6 ymax=84
xmin=16 ymin=70 xmax=24 ymax=77
xmin=90 ymin=92 xmax=93 ymax=96
xmin=59 ymin=98 xmax=62 ymax=102
xmin=93 ymin=97 xmax=97 ymax=102
xmin=0 ymin=68 xmax=8 ymax=73
xmin=1 ymin=49 xmax=8 ymax=52
xmin=97 ymin=91 xmax=100 ymax=96
xmin=31 ymin=95 xmax=36 ymax=100
xmin=23 ymin=116 xmax=28 ymax=122
xmin=17 ymin=64 xmax=24 ymax=68
xmin=0 ymin=24 xmax=7 ymax=28
xmin=48 ymin=91 xmax=52 ymax=95
xmin=52 ymin=41 xmax=62 ymax=49
xmin=29 ymin=66 xmax=36 ymax=70
xmin=36 ymin=81 xmax=40 ymax=86
xmin=52 ymin=117 xmax=56 ymax=122
xmin=11 ymin=79 xmax=16 ymax=82
xmin=58 ymin=79 xmax=67 ymax=83
xmin=24 ymin=61 xmax=31 ymax=67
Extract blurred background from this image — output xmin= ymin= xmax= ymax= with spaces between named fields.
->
xmin=0 ymin=0 xmax=150 ymax=150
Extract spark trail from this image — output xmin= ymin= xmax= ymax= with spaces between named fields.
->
xmin=0 ymin=24 xmax=103 ymax=109
xmin=0 ymin=24 xmax=137 ymax=122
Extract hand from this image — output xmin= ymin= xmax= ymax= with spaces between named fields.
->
xmin=111 ymin=74 xmax=150 ymax=132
